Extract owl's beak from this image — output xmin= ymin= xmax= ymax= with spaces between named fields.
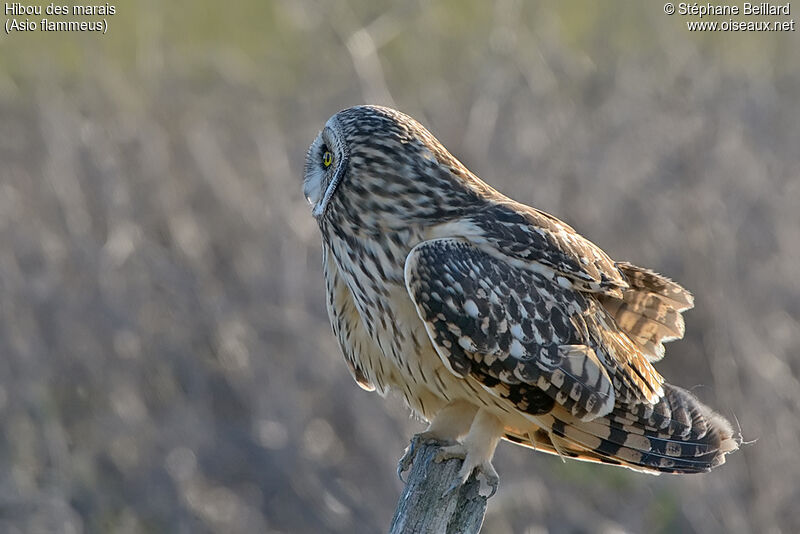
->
xmin=312 ymin=199 xmax=327 ymax=219
xmin=312 ymin=159 xmax=346 ymax=220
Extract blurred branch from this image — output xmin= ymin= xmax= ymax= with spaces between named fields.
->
xmin=334 ymin=2 xmax=418 ymax=107
xmin=389 ymin=441 xmax=489 ymax=534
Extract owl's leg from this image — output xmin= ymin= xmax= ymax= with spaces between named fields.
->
xmin=420 ymin=399 xmax=479 ymax=441
xmin=435 ymin=408 xmax=504 ymax=497
xmin=397 ymin=400 xmax=477 ymax=480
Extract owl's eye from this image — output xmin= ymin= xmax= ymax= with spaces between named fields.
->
xmin=322 ymin=150 xmax=333 ymax=168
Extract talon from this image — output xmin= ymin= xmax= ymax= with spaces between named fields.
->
xmin=440 ymin=442 xmax=500 ymax=498
xmin=451 ymin=459 xmax=499 ymax=498
xmin=474 ymin=463 xmax=499 ymax=498
xmin=397 ymin=437 xmax=419 ymax=482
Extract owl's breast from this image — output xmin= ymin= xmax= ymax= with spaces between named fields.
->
xmin=322 ymin=229 xmax=456 ymax=417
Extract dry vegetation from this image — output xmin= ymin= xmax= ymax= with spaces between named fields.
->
xmin=0 ymin=1 xmax=798 ymax=532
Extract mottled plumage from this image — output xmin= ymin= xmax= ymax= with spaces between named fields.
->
xmin=303 ymin=105 xmax=738 ymax=487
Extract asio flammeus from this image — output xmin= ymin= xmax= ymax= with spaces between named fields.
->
xmin=303 ymin=105 xmax=739 ymax=493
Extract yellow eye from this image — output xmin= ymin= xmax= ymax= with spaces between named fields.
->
xmin=322 ymin=150 xmax=333 ymax=167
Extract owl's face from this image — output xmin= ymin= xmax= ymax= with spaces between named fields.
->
xmin=303 ymin=113 xmax=349 ymax=220
xmin=303 ymin=106 xmax=485 ymax=227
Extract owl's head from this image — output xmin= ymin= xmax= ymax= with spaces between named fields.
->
xmin=303 ymin=106 xmax=482 ymax=226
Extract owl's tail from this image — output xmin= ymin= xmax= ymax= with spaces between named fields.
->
xmin=506 ymin=384 xmax=740 ymax=474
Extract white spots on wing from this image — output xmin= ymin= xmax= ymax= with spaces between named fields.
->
xmin=458 ymin=336 xmax=477 ymax=351
xmin=489 ymin=290 xmax=501 ymax=306
xmin=537 ymin=286 xmax=553 ymax=304
xmin=463 ymin=299 xmax=480 ymax=318
xmin=537 ymin=376 xmax=549 ymax=390
xmin=497 ymin=369 xmax=515 ymax=385
xmin=509 ymin=339 xmax=525 ymax=358
xmin=540 ymin=347 xmax=560 ymax=367
xmin=556 ymin=276 xmax=571 ymax=289
xmin=529 ymin=261 xmax=554 ymax=277
xmin=446 ymin=297 xmax=458 ymax=313
xmin=510 ymin=323 xmax=524 ymax=340
xmin=496 ymin=318 xmax=508 ymax=334
xmin=550 ymin=369 xmax=565 ymax=388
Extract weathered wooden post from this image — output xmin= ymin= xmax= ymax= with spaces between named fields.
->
xmin=389 ymin=441 xmax=490 ymax=534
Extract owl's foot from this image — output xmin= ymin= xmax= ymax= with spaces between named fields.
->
xmin=435 ymin=443 xmax=500 ymax=498
xmin=398 ymin=400 xmax=479 ymax=482
xmin=434 ymin=408 xmax=503 ymax=497
xmin=397 ymin=432 xmax=455 ymax=482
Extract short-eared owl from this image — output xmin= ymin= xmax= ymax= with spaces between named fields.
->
xmin=303 ymin=105 xmax=738 ymax=492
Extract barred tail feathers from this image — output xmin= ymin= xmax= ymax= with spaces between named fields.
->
xmin=506 ymin=384 xmax=739 ymax=474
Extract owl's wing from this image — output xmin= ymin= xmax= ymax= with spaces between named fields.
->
xmin=456 ymin=201 xmax=630 ymax=297
xmin=404 ymin=237 xmax=665 ymax=421
xmin=598 ymin=262 xmax=694 ymax=362
xmin=434 ymin=201 xmax=694 ymax=362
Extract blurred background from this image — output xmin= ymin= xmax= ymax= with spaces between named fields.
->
xmin=1 ymin=1 xmax=798 ymax=532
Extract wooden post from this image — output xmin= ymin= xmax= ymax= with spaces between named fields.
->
xmin=389 ymin=441 xmax=490 ymax=534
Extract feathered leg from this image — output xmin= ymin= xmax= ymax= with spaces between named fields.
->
xmin=398 ymin=400 xmax=477 ymax=479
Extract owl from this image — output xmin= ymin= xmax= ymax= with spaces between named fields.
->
xmin=303 ymin=105 xmax=738 ymax=494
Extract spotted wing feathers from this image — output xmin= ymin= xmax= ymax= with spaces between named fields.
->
xmin=404 ymin=238 xmax=739 ymax=474
xmin=466 ymin=202 xmax=629 ymax=297
xmin=404 ymin=238 xmax=655 ymax=421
